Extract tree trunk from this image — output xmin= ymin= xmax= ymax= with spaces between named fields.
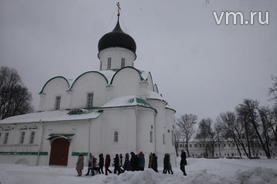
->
xmin=250 ymin=119 xmax=271 ymax=158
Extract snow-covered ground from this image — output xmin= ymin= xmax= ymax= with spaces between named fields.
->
xmin=1 ymin=158 xmax=277 ymax=184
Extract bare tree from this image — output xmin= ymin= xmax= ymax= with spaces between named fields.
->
xmin=196 ymin=118 xmax=215 ymax=157
xmin=0 ymin=66 xmax=33 ymax=119
xmin=269 ymin=76 xmax=277 ymax=101
xmin=216 ymin=112 xmax=245 ymax=158
xmin=236 ymin=99 xmax=271 ymax=158
xmin=177 ymin=114 xmax=197 ymax=157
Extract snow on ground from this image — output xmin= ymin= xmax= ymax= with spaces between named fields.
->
xmin=1 ymin=158 xmax=277 ymax=184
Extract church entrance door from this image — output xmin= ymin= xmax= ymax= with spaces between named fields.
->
xmin=49 ymin=138 xmax=70 ymax=166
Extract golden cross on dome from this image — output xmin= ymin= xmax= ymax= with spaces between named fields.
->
xmin=116 ymin=2 xmax=121 ymax=17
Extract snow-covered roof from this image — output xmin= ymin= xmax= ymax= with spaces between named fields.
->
xmin=102 ymin=96 xmax=153 ymax=109
xmin=147 ymin=91 xmax=167 ymax=103
xmin=0 ymin=110 xmax=102 ymax=124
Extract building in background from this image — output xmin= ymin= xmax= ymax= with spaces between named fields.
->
xmin=177 ymin=140 xmax=277 ymax=158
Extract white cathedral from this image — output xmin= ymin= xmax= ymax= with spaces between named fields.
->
xmin=0 ymin=14 xmax=176 ymax=167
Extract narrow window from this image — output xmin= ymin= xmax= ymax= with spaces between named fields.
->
xmin=150 ymin=131 xmax=153 ymax=143
xmin=29 ymin=131 xmax=35 ymax=144
xmin=107 ymin=57 xmax=111 ymax=69
xmin=162 ymin=134 xmax=165 ymax=144
xmin=121 ymin=58 xmax=125 ymax=68
xmin=87 ymin=92 xmax=94 ymax=108
xmin=20 ymin=132 xmax=25 ymax=144
xmin=114 ymin=131 xmax=118 ymax=143
xmin=55 ymin=96 xmax=61 ymax=110
xmin=3 ymin=132 xmax=9 ymax=144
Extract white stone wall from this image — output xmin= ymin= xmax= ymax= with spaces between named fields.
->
xmin=147 ymin=99 xmax=176 ymax=167
xmin=69 ymin=72 xmax=107 ymax=108
xmin=39 ymin=77 xmax=70 ymax=111
xmin=98 ymin=47 xmax=136 ymax=70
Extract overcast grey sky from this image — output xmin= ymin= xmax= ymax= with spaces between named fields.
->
xmin=0 ymin=0 xmax=276 ymax=120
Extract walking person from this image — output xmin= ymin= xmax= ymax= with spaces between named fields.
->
xmin=130 ymin=152 xmax=138 ymax=171
xmin=99 ymin=153 xmax=104 ymax=174
xmin=138 ymin=152 xmax=145 ymax=171
xmin=163 ymin=153 xmax=173 ymax=174
xmin=92 ymin=156 xmax=99 ymax=174
xmin=113 ymin=154 xmax=122 ymax=175
xmin=119 ymin=154 xmax=123 ymax=167
xmin=86 ymin=153 xmax=94 ymax=176
xmin=152 ymin=153 xmax=158 ymax=172
xmin=123 ymin=153 xmax=131 ymax=171
xmin=180 ymin=151 xmax=187 ymax=176
xmin=105 ymin=154 xmax=112 ymax=175
xmin=76 ymin=154 xmax=84 ymax=176
xmin=148 ymin=153 xmax=153 ymax=168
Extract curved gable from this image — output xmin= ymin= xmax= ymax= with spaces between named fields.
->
xmin=70 ymin=71 xmax=109 ymax=90
xmin=147 ymin=72 xmax=155 ymax=91
xmin=39 ymin=76 xmax=70 ymax=94
xmin=110 ymin=66 xmax=144 ymax=84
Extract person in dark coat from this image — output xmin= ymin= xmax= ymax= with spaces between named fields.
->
xmin=76 ymin=154 xmax=84 ymax=176
xmin=105 ymin=154 xmax=112 ymax=175
xmin=138 ymin=152 xmax=145 ymax=171
xmin=148 ymin=153 xmax=153 ymax=168
xmin=98 ymin=153 xmax=104 ymax=174
xmin=163 ymin=153 xmax=173 ymax=174
xmin=113 ymin=154 xmax=122 ymax=175
xmin=119 ymin=154 xmax=123 ymax=167
xmin=86 ymin=153 xmax=94 ymax=176
xmin=151 ymin=153 xmax=158 ymax=172
xmin=130 ymin=152 xmax=138 ymax=171
xmin=180 ymin=151 xmax=187 ymax=176
xmin=92 ymin=157 xmax=100 ymax=174
xmin=123 ymin=153 xmax=131 ymax=171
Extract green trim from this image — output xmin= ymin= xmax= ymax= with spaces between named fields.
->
xmin=165 ymin=106 xmax=176 ymax=113
xmin=135 ymin=97 xmax=151 ymax=107
xmin=39 ymin=76 xmax=70 ymax=94
xmin=148 ymin=72 xmax=155 ymax=92
xmin=0 ymin=152 xmax=48 ymax=156
xmin=71 ymin=152 xmax=88 ymax=156
xmin=110 ymin=66 xmax=144 ymax=84
xmin=70 ymin=71 xmax=108 ymax=90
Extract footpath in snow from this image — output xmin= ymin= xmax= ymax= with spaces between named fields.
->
xmin=1 ymin=158 xmax=277 ymax=184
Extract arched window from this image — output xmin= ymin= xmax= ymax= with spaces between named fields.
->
xmin=3 ymin=132 xmax=9 ymax=144
xmin=19 ymin=132 xmax=25 ymax=144
xmin=150 ymin=131 xmax=153 ymax=143
xmin=121 ymin=58 xmax=125 ymax=68
xmin=114 ymin=131 xmax=119 ymax=143
xmin=55 ymin=96 xmax=61 ymax=110
xmin=107 ymin=57 xmax=111 ymax=69
xmin=87 ymin=92 xmax=94 ymax=108
xmin=29 ymin=131 xmax=35 ymax=144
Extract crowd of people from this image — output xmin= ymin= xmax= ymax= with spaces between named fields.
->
xmin=76 ymin=151 xmax=187 ymax=176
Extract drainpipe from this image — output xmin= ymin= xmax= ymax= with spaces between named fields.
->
xmin=36 ymin=120 xmax=45 ymax=166
xmin=88 ymin=119 xmax=91 ymax=155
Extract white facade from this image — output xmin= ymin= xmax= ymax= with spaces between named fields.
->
xmin=0 ymin=18 xmax=176 ymax=167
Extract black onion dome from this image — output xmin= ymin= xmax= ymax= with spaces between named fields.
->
xmin=98 ymin=20 xmax=136 ymax=53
